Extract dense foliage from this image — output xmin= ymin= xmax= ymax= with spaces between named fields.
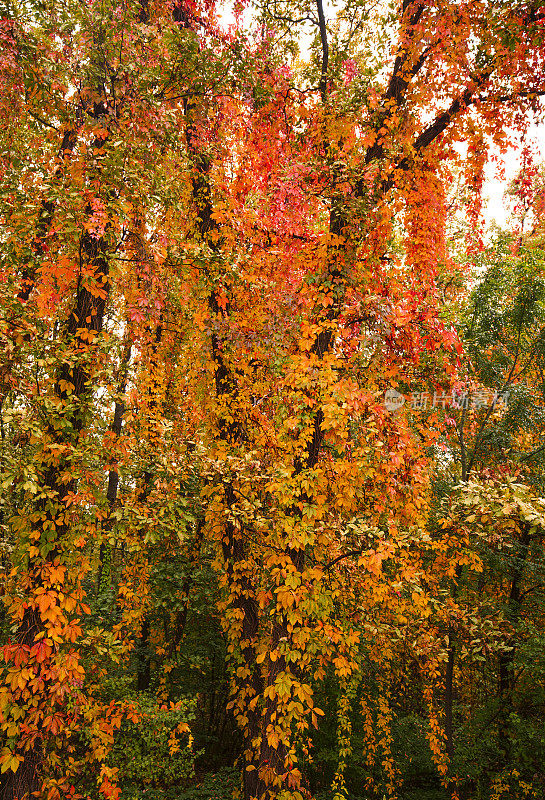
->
xmin=0 ymin=1 xmax=544 ymax=799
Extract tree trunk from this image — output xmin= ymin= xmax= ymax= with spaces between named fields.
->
xmin=444 ymin=562 xmax=463 ymax=773
xmin=498 ymin=522 xmax=531 ymax=761
xmin=2 ymin=132 xmax=111 ymax=800
xmin=97 ymin=341 xmax=132 ymax=596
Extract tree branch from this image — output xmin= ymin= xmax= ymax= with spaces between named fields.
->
xmin=316 ymin=0 xmax=329 ymax=103
xmin=324 ymin=548 xmax=366 ymax=570
xmin=519 ymin=442 xmax=545 ymax=462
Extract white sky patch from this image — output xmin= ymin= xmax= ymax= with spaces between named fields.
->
xmin=217 ymin=0 xmax=253 ymax=33
xmin=483 ymin=122 xmax=545 ymax=229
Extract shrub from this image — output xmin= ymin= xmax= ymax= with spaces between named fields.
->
xmin=111 ymin=693 xmax=196 ymax=799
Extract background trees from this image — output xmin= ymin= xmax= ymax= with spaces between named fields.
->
xmin=1 ymin=1 xmax=545 ymax=799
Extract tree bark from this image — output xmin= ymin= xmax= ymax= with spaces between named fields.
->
xmin=497 ymin=522 xmax=531 ymax=759
xmin=2 ymin=104 xmax=111 ymax=800
xmin=97 ymin=341 xmax=132 ymax=596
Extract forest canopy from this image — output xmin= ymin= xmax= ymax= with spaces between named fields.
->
xmin=1 ymin=1 xmax=545 ymax=800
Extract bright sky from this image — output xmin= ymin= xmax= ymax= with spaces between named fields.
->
xmin=484 ymin=123 xmax=545 ymax=229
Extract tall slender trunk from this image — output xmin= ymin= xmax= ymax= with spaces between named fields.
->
xmin=444 ymin=563 xmax=463 ymax=768
xmin=2 ymin=108 xmax=111 ymax=800
xmin=136 ymin=617 xmax=151 ymax=691
xmin=179 ymin=49 xmax=265 ymax=789
xmin=0 ymin=127 xmax=78 ymax=411
xmin=97 ymin=341 xmax=132 ymax=596
xmin=167 ymin=518 xmax=206 ymax=658
xmin=129 ymin=321 xmax=163 ymax=688
xmin=2 ymin=227 xmax=111 ymax=800
xmin=498 ymin=522 xmax=531 ymax=759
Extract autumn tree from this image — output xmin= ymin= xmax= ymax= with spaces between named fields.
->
xmin=191 ymin=1 xmax=545 ymax=796
xmin=1 ymin=1 xmax=545 ymax=799
xmin=0 ymin=1 xmax=227 ymax=796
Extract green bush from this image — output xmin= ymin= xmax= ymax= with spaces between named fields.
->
xmin=176 ymin=767 xmax=239 ymax=800
xmin=110 ymin=693 xmax=197 ymax=799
